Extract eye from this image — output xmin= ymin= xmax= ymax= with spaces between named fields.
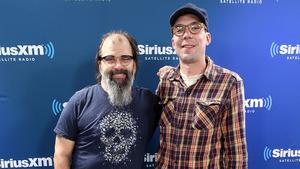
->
xmin=105 ymin=127 xmax=116 ymax=138
xmin=190 ymin=24 xmax=201 ymax=32
xmin=174 ymin=25 xmax=185 ymax=34
xmin=103 ymin=56 xmax=115 ymax=62
xmin=121 ymin=55 xmax=133 ymax=61
xmin=120 ymin=128 xmax=133 ymax=139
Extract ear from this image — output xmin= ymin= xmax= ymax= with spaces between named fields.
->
xmin=206 ymin=32 xmax=211 ymax=46
xmin=171 ymin=37 xmax=175 ymax=48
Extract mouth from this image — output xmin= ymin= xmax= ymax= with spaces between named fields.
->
xmin=181 ymin=44 xmax=195 ymax=49
xmin=110 ymin=70 xmax=128 ymax=80
xmin=112 ymin=73 xmax=127 ymax=79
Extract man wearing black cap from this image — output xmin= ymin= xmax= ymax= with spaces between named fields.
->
xmin=156 ymin=3 xmax=248 ymax=169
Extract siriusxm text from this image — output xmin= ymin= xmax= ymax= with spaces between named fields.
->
xmin=279 ymin=44 xmax=300 ymax=55
xmin=273 ymin=149 xmax=300 ymax=158
xmin=138 ymin=45 xmax=175 ymax=55
xmin=0 ymin=157 xmax=53 ymax=168
xmin=0 ymin=45 xmax=44 ymax=56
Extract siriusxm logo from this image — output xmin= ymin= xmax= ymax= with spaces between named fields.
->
xmin=138 ymin=45 xmax=175 ymax=55
xmin=0 ymin=157 xmax=53 ymax=168
xmin=264 ymin=146 xmax=300 ymax=161
xmin=52 ymin=99 xmax=67 ymax=116
xmin=0 ymin=42 xmax=55 ymax=59
xmin=245 ymin=95 xmax=272 ymax=111
xmin=270 ymin=42 xmax=300 ymax=59
xmin=144 ymin=153 xmax=157 ymax=168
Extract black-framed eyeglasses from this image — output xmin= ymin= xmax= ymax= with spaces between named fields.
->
xmin=99 ymin=55 xmax=133 ymax=66
xmin=171 ymin=22 xmax=207 ymax=37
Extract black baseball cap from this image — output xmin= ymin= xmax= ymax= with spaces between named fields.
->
xmin=169 ymin=3 xmax=208 ymax=29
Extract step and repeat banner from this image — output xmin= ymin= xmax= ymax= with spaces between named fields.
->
xmin=0 ymin=0 xmax=299 ymax=168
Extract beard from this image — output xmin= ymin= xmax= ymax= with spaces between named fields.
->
xmin=101 ymin=68 xmax=135 ymax=107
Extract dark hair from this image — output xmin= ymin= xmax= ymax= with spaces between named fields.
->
xmin=95 ymin=30 xmax=139 ymax=83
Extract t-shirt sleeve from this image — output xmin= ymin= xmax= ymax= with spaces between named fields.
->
xmin=146 ymin=92 xmax=162 ymax=138
xmin=153 ymin=94 xmax=162 ymax=127
xmin=54 ymin=91 xmax=83 ymax=141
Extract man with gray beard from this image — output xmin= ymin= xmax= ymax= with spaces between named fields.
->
xmin=53 ymin=31 xmax=161 ymax=169
xmin=100 ymin=64 xmax=134 ymax=106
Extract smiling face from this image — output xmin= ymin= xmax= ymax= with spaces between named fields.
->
xmin=172 ymin=14 xmax=211 ymax=64
xmin=98 ymin=33 xmax=136 ymax=106
xmin=99 ymin=34 xmax=136 ymax=86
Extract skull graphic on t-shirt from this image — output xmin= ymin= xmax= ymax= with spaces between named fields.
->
xmin=98 ymin=110 xmax=138 ymax=164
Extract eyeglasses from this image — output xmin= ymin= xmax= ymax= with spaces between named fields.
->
xmin=99 ymin=55 xmax=134 ymax=66
xmin=171 ymin=22 xmax=207 ymax=37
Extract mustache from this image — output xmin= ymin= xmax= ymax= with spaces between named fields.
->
xmin=109 ymin=69 xmax=129 ymax=76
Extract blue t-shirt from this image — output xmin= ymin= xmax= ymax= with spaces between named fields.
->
xmin=54 ymin=84 xmax=161 ymax=169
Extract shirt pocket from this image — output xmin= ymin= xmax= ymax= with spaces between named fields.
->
xmin=192 ymin=100 xmax=221 ymax=130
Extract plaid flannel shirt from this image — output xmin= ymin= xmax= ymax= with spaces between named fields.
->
xmin=156 ymin=56 xmax=248 ymax=169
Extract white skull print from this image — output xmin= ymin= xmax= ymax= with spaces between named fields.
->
xmin=99 ymin=110 xmax=138 ymax=164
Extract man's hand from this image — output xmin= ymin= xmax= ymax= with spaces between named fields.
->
xmin=157 ymin=65 xmax=173 ymax=77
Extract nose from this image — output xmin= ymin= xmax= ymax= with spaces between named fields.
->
xmin=182 ymin=27 xmax=192 ymax=39
xmin=113 ymin=136 xmax=121 ymax=144
xmin=113 ymin=59 xmax=124 ymax=69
